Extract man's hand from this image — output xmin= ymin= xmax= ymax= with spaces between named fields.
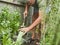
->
xmin=19 ymin=27 xmax=30 ymax=34
xmin=23 ymin=11 xmax=28 ymax=17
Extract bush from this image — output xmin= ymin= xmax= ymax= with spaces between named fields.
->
xmin=0 ymin=7 xmax=21 ymax=45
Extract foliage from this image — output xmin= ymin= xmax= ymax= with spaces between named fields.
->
xmin=0 ymin=7 xmax=21 ymax=45
xmin=40 ymin=0 xmax=60 ymax=45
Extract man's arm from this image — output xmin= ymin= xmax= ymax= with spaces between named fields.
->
xmin=28 ymin=10 xmax=43 ymax=30
xmin=24 ymin=4 xmax=28 ymax=11
xmin=23 ymin=4 xmax=29 ymax=17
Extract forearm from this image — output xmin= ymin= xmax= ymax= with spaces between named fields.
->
xmin=28 ymin=11 xmax=43 ymax=31
xmin=24 ymin=4 xmax=28 ymax=11
xmin=24 ymin=4 xmax=29 ymax=11
xmin=28 ymin=16 xmax=41 ymax=30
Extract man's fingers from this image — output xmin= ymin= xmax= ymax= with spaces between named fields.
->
xmin=18 ymin=29 xmax=21 ymax=31
xmin=23 ymin=12 xmax=27 ymax=17
xmin=19 ymin=28 xmax=25 ymax=33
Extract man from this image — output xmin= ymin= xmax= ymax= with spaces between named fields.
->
xmin=20 ymin=0 xmax=46 ymax=44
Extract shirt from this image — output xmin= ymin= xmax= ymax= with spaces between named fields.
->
xmin=37 ymin=0 xmax=46 ymax=11
xmin=32 ymin=0 xmax=46 ymax=14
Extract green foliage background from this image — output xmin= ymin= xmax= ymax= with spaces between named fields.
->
xmin=0 ymin=7 xmax=21 ymax=45
xmin=40 ymin=0 xmax=60 ymax=45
